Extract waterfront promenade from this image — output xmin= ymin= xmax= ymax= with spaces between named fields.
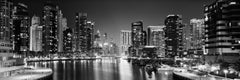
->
xmin=173 ymin=68 xmax=238 ymax=80
xmin=26 ymin=57 xmax=102 ymax=62
xmin=0 ymin=66 xmax=52 ymax=80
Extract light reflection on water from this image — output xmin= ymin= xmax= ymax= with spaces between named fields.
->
xmin=28 ymin=58 xmax=172 ymax=80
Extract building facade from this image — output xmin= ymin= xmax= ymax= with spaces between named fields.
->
xmin=131 ymin=21 xmax=145 ymax=56
xmin=0 ymin=0 xmax=15 ymax=67
xmin=189 ymin=19 xmax=205 ymax=55
xmin=182 ymin=24 xmax=192 ymax=56
xmin=164 ymin=15 xmax=183 ymax=58
xmin=204 ymin=0 xmax=240 ymax=63
xmin=57 ymin=10 xmax=63 ymax=53
xmin=93 ymin=30 xmax=103 ymax=56
xmin=74 ymin=13 xmax=94 ymax=55
xmin=12 ymin=3 xmax=30 ymax=55
xmin=0 ymin=0 xmax=12 ymax=42
xmin=42 ymin=3 xmax=59 ymax=55
xmin=147 ymin=26 xmax=165 ymax=57
xmin=86 ymin=21 xmax=94 ymax=53
xmin=30 ymin=16 xmax=42 ymax=52
xmin=120 ymin=30 xmax=131 ymax=56
xmin=63 ymin=28 xmax=72 ymax=53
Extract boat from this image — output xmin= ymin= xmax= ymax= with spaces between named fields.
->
xmin=157 ymin=64 xmax=173 ymax=71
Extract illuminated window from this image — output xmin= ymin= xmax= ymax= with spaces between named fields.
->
xmin=229 ymin=2 xmax=236 ymax=5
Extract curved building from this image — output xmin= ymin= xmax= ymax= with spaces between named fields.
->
xmin=204 ymin=0 xmax=240 ymax=63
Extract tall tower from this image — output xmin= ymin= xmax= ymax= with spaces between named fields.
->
xmin=74 ymin=13 xmax=87 ymax=53
xmin=63 ymin=28 xmax=73 ymax=53
xmin=42 ymin=3 xmax=59 ymax=55
xmin=74 ymin=13 xmax=94 ymax=54
xmin=0 ymin=0 xmax=12 ymax=41
xmin=12 ymin=3 xmax=30 ymax=55
xmin=120 ymin=30 xmax=131 ymax=56
xmin=30 ymin=16 xmax=41 ymax=52
xmin=131 ymin=21 xmax=144 ymax=48
xmin=189 ymin=19 xmax=204 ymax=55
xmin=57 ymin=10 xmax=64 ymax=53
xmin=131 ymin=21 xmax=145 ymax=56
xmin=0 ymin=0 xmax=14 ymax=67
xmin=86 ymin=21 xmax=94 ymax=53
xmin=164 ymin=15 xmax=183 ymax=58
xmin=147 ymin=26 xmax=166 ymax=57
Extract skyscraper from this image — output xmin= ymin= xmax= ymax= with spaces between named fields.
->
xmin=0 ymin=0 xmax=12 ymax=41
xmin=131 ymin=21 xmax=145 ymax=56
xmin=30 ymin=16 xmax=42 ymax=52
xmin=86 ymin=21 xmax=94 ymax=53
xmin=189 ymin=19 xmax=204 ymax=55
xmin=74 ymin=13 xmax=94 ymax=54
xmin=164 ymin=15 xmax=183 ymax=58
xmin=147 ymin=26 xmax=165 ymax=57
xmin=182 ymin=24 xmax=192 ymax=55
xmin=12 ymin=3 xmax=30 ymax=55
xmin=42 ymin=3 xmax=59 ymax=55
xmin=63 ymin=27 xmax=73 ymax=53
xmin=57 ymin=10 xmax=67 ymax=53
xmin=0 ymin=0 xmax=14 ymax=67
xmin=120 ymin=30 xmax=131 ymax=56
xmin=74 ymin=13 xmax=87 ymax=53
xmin=204 ymin=0 xmax=240 ymax=63
xmin=132 ymin=21 xmax=144 ymax=48
xmin=62 ymin=18 xmax=68 ymax=31
xmin=93 ymin=30 xmax=102 ymax=56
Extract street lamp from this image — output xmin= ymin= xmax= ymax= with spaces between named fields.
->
xmin=223 ymin=69 xmax=228 ymax=80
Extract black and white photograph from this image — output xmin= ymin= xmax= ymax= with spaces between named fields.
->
xmin=1 ymin=0 xmax=240 ymax=80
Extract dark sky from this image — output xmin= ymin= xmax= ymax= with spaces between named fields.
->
xmin=16 ymin=0 xmax=214 ymax=45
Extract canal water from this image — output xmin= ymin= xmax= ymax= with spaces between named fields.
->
xmin=28 ymin=58 xmax=173 ymax=80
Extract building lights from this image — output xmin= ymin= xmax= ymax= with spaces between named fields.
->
xmin=229 ymin=2 xmax=236 ymax=5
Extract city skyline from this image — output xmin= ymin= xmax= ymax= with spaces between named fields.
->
xmin=15 ymin=0 xmax=214 ymax=45
xmin=1 ymin=0 xmax=240 ymax=80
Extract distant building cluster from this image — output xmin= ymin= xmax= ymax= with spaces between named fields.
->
xmin=121 ymin=0 xmax=240 ymax=63
xmin=1 ymin=0 xmax=240 ymax=67
xmin=0 ymin=0 xmax=120 ymax=67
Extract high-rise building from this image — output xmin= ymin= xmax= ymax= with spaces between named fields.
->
xmin=62 ymin=18 xmax=68 ymax=31
xmin=120 ymin=30 xmax=131 ymax=56
xmin=164 ymin=15 xmax=183 ymax=58
xmin=143 ymin=30 xmax=147 ymax=46
xmin=147 ymin=26 xmax=165 ymax=57
xmin=12 ymin=3 xmax=30 ymax=55
xmin=94 ymin=30 xmax=102 ymax=47
xmin=132 ymin=21 xmax=144 ymax=48
xmin=0 ymin=0 xmax=14 ymax=67
xmin=189 ymin=19 xmax=204 ymax=55
xmin=0 ymin=0 xmax=12 ymax=41
xmin=74 ymin=13 xmax=87 ymax=53
xmin=182 ymin=24 xmax=192 ymax=55
xmin=63 ymin=28 xmax=72 ymax=53
xmin=74 ymin=13 xmax=94 ymax=54
xmin=204 ymin=0 xmax=240 ymax=63
xmin=93 ymin=30 xmax=102 ymax=56
xmin=131 ymin=21 xmax=145 ymax=56
xmin=57 ymin=10 xmax=64 ymax=53
xmin=30 ymin=16 xmax=42 ymax=52
xmin=86 ymin=21 xmax=94 ymax=53
xmin=42 ymin=3 xmax=59 ymax=55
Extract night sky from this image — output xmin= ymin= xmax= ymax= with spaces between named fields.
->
xmin=16 ymin=0 xmax=214 ymax=45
